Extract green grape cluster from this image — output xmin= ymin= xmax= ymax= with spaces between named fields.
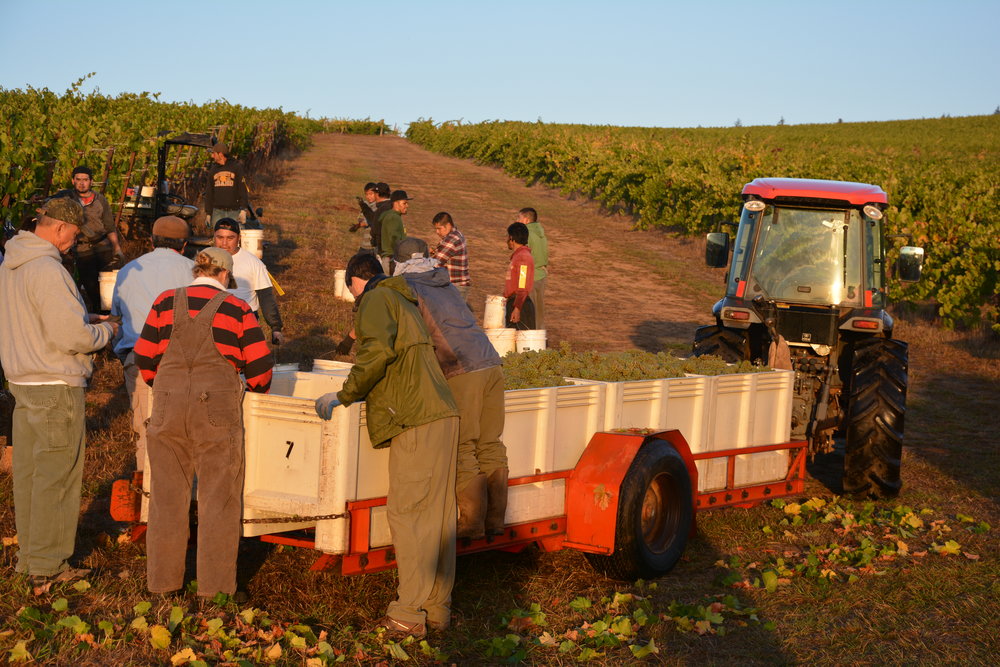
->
xmin=502 ymin=342 xmax=768 ymax=390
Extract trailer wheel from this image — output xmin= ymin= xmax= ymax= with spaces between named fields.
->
xmin=843 ymin=338 xmax=908 ymax=498
xmin=693 ymin=325 xmax=748 ymax=363
xmin=586 ymin=440 xmax=693 ymax=580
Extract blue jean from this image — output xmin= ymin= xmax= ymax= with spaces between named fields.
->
xmin=10 ymin=384 xmax=86 ymax=576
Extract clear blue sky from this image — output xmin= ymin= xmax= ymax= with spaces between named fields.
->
xmin=2 ymin=0 xmax=997 ymax=130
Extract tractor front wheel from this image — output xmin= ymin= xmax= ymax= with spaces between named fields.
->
xmin=693 ymin=325 xmax=749 ymax=362
xmin=585 ymin=440 xmax=693 ymax=580
xmin=843 ymin=338 xmax=908 ymax=498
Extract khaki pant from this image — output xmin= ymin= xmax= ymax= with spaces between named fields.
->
xmin=10 ymin=384 xmax=86 ymax=576
xmin=123 ymin=351 xmax=152 ymax=471
xmin=449 ymin=366 xmax=507 ymax=491
xmin=386 ymin=416 xmax=459 ymax=627
xmin=530 ymin=275 xmax=546 ymax=330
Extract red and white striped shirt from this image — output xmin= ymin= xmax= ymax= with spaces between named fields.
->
xmin=135 ymin=280 xmax=273 ymax=393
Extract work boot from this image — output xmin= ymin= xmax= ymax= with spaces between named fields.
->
xmin=484 ymin=467 xmax=509 ymax=536
xmin=456 ymin=473 xmax=487 ymax=540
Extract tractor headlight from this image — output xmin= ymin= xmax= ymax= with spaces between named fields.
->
xmin=744 ymin=199 xmax=766 ymax=212
xmin=810 ymin=344 xmax=832 ymax=356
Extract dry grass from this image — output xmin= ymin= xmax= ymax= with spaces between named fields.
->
xmin=1 ymin=136 xmax=998 ymax=664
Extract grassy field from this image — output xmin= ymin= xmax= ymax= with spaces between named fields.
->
xmin=1 ymin=135 xmax=997 ymax=665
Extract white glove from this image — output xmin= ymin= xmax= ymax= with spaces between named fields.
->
xmin=238 ymin=209 xmax=247 ymax=224
xmin=315 ymin=393 xmax=341 ymax=420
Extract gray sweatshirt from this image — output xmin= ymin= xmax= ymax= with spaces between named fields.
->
xmin=0 ymin=231 xmax=114 ymax=386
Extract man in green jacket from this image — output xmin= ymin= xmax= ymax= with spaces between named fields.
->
xmin=379 ymin=190 xmax=411 ymax=275
xmin=314 ymin=253 xmax=458 ymax=640
xmin=518 ymin=207 xmax=549 ymax=329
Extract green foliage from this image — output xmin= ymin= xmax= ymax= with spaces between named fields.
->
xmin=407 ymin=116 xmax=1000 ymax=329
xmin=0 ymin=76 xmax=386 ymax=227
xmin=503 ymin=342 xmax=768 ymax=389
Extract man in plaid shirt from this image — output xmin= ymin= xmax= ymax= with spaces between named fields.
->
xmin=431 ymin=212 xmax=471 ymax=305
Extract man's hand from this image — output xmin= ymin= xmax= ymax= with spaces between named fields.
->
xmin=335 ymin=334 xmax=355 ymax=356
xmin=271 ymin=331 xmax=286 ymax=345
xmin=315 ymin=393 xmax=341 ymax=420
xmin=510 ymin=307 xmax=521 ymax=323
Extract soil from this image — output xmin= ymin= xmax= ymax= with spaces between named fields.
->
xmin=253 ymin=134 xmax=722 ymax=355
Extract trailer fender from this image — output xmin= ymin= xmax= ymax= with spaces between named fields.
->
xmin=564 ymin=430 xmax=697 ymax=555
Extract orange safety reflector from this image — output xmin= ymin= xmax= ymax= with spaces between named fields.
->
xmin=853 ymin=319 xmax=880 ymax=330
xmin=110 ymin=476 xmax=142 ymax=523
xmin=725 ymin=309 xmax=750 ymax=321
xmin=864 ymin=290 xmax=873 ymax=307
xmin=736 ymin=280 xmax=747 ymax=297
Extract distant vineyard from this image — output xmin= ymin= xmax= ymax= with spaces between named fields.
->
xmin=0 ymin=76 xmax=389 ymax=228
xmin=407 ymin=116 xmax=1000 ymax=330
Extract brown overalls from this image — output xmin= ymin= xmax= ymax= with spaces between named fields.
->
xmin=145 ymin=288 xmax=245 ymax=596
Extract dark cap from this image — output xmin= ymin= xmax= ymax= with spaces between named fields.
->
xmin=393 ymin=236 xmax=429 ymax=262
xmin=214 ymin=218 xmax=241 ymax=235
xmin=375 ymin=182 xmax=391 ymax=198
xmin=71 ymin=165 xmax=93 ymax=177
xmin=151 ymin=215 xmax=191 ymax=239
xmin=390 ymin=190 xmax=413 ymax=202
xmin=41 ymin=197 xmax=84 ymax=227
xmin=210 ymin=141 xmax=229 ymax=155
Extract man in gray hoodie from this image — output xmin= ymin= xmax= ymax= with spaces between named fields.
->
xmin=393 ymin=237 xmax=508 ymax=540
xmin=0 ymin=198 xmax=118 ymax=583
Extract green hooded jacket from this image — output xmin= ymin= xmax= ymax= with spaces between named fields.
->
xmin=336 ymin=276 xmax=458 ymax=448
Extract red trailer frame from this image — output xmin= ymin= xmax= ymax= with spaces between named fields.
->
xmin=249 ymin=430 xmax=808 ymax=575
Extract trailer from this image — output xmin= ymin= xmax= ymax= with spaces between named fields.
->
xmin=112 ymin=361 xmax=807 ymax=580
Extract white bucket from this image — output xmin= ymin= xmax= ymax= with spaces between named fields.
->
xmin=516 ymin=329 xmax=547 ymax=353
xmin=484 ymin=295 xmax=506 ymax=329
xmin=333 ymin=269 xmax=355 ymax=303
xmin=485 ymin=328 xmax=517 ymax=357
xmin=242 ymin=229 xmax=264 ymax=260
xmin=98 ymin=270 xmax=118 ymax=311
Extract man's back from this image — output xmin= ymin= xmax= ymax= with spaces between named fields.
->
xmin=112 ymin=248 xmax=194 ymax=356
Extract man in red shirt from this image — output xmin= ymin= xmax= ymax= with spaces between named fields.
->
xmin=503 ymin=222 xmax=535 ymax=329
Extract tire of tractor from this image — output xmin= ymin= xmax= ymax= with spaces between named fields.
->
xmin=585 ymin=440 xmax=694 ymax=580
xmin=692 ymin=325 xmax=748 ymax=362
xmin=843 ymin=338 xmax=908 ymax=498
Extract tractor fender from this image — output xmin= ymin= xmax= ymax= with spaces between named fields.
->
xmin=564 ymin=430 xmax=698 ymax=555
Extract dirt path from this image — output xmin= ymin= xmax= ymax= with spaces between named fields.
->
xmin=256 ymin=134 xmax=721 ymax=356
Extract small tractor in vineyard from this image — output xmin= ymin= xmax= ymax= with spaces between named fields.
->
xmin=694 ymin=178 xmax=925 ymax=498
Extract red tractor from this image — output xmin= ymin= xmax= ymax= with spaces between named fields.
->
xmin=694 ymin=178 xmax=925 ymax=498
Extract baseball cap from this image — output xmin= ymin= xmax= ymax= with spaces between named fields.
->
xmin=196 ymin=247 xmax=237 ymax=288
xmin=390 ymin=190 xmax=413 ymax=202
xmin=41 ymin=197 xmax=84 ymax=227
xmin=214 ymin=218 xmax=241 ymax=235
xmin=210 ymin=142 xmax=229 ymax=155
xmin=151 ymin=215 xmax=190 ymax=239
xmin=393 ymin=237 xmax=429 ymax=262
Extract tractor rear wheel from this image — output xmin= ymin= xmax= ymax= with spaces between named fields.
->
xmin=585 ymin=440 xmax=693 ymax=580
xmin=843 ymin=338 xmax=908 ymax=498
xmin=692 ymin=325 xmax=748 ymax=362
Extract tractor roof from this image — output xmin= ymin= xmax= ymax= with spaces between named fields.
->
xmin=742 ymin=178 xmax=887 ymax=205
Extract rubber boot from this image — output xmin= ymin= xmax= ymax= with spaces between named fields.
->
xmin=484 ymin=467 xmax=509 ymax=536
xmin=456 ymin=473 xmax=487 ymax=540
